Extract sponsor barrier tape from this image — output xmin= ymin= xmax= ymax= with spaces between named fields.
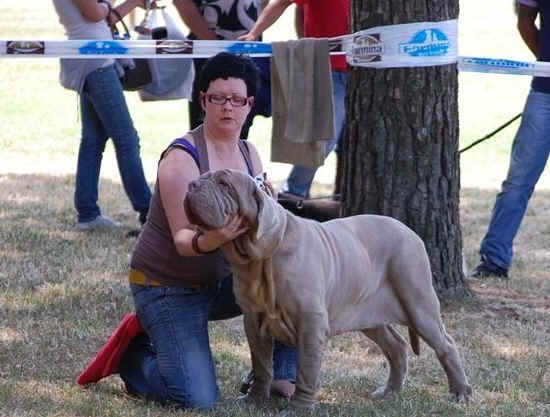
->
xmin=0 ymin=39 xmax=274 ymax=59
xmin=457 ymin=56 xmax=550 ymax=77
xmin=0 ymin=38 xmax=345 ymax=59
xmin=345 ymin=19 xmax=457 ymax=68
xmin=2 ymin=19 xmax=550 ymax=77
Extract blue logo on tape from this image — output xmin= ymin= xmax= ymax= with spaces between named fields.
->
xmin=227 ymin=42 xmax=272 ymax=55
xmin=462 ymin=57 xmax=533 ymax=69
xmin=78 ymin=41 xmax=128 ymax=55
xmin=399 ymin=28 xmax=450 ymax=57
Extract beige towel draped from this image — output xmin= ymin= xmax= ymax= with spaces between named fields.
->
xmin=270 ymin=38 xmax=335 ymax=169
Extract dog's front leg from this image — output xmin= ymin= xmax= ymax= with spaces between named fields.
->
xmin=243 ymin=312 xmax=273 ymax=402
xmin=288 ymin=310 xmax=329 ymax=411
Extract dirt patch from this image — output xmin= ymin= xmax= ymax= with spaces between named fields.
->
xmin=469 ymin=280 xmax=550 ymax=326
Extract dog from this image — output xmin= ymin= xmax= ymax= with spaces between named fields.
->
xmin=184 ymin=169 xmax=472 ymax=413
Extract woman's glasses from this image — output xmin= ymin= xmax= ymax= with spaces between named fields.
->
xmin=205 ymin=93 xmax=249 ymax=107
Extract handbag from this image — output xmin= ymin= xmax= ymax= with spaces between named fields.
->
xmin=110 ymin=8 xmax=153 ymax=91
xmin=136 ymin=7 xmax=194 ymax=101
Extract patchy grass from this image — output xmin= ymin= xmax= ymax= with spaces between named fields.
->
xmin=2 ymin=1 xmax=550 ymax=416
xmin=1 ymin=170 xmax=550 ymax=417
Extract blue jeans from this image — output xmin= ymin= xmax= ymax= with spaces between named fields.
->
xmin=120 ymin=276 xmax=297 ymax=409
xmin=480 ymin=89 xmax=550 ymax=269
xmin=76 ymin=65 xmax=151 ymax=223
xmin=281 ymin=70 xmax=348 ymax=198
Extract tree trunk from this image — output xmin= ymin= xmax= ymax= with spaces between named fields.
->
xmin=340 ymin=0 xmax=471 ymax=298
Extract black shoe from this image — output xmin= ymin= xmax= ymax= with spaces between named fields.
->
xmin=239 ymin=370 xmax=254 ymax=394
xmin=126 ymin=228 xmax=141 ymax=238
xmin=123 ymin=381 xmax=141 ymax=399
xmin=471 ymin=256 xmax=508 ymax=279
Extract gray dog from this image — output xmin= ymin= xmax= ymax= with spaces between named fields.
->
xmin=184 ymin=169 xmax=473 ymax=413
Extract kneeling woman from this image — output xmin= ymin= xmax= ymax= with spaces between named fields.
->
xmin=80 ymin=52 xmax=296 ymax=409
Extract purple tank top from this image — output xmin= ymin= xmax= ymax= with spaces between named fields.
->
xmin=130 ymin=125 xmax=255 ymax=287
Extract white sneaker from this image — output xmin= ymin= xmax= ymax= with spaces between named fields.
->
xmin=76 ymin=215 xmax=121 ymax=231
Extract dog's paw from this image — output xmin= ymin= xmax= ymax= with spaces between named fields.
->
xmin=371 ymin=386 xmax=387 ymax=400
xmin=234 ymin=393 xmax=250 ymax=408
xmin=235 ymin=392 xmax=269 ymax=408
xmin=371 ymin=384 xmax=401 ymax=400
xmin=276 ymin=403 xmax=315 ymax=417
xmin=448 ymin=384 xmax=474 ymax=403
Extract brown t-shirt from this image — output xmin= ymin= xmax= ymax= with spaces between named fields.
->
xmin=130 ymin=125 xmax=255 ymax=287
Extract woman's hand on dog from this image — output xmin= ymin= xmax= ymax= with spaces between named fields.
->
xmin=200 ymin=214 xmax=249 ymax=250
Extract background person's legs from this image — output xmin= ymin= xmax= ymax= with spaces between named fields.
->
xmin=84 ymin=65 xmax=151 ymax=225
xmin=474 ymin=89 xmax=550 ymax=276
xmin=280 ymin=71 xmax=347 ymax=198
xmin=75 ymin=85 xmax=108 ymax=224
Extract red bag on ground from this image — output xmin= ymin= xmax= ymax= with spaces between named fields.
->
xmin=77 ymin=313 xmax=144 ymax=385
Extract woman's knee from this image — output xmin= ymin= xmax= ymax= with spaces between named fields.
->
xmin=166 ymin=383 xmax=218 ymax=410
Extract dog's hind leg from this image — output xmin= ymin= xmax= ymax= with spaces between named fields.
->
xmin=407 ymin=312 xmax=473 ymax=402
xmin=362 ymin=325 xmax=408 ymax=399
xmin=391 ymin=250 xmax=473 ymax=402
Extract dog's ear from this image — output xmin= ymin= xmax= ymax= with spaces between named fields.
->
xmin=252 ymin=183 xmax=285 ymax=242
xmin=252 ymin=184 xmax=269 ymax=240
xmin=229 ymin=171 xmax=256 ymax=219
xmin=183 ymin=194 xmax=199 ymax=227
xmin=223 ymin=170 xmax=287 ymax=260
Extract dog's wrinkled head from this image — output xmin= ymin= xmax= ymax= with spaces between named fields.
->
xmin=184 ymin=169 xmax=270 ymax=238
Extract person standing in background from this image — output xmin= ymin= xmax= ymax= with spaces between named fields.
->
xmin=52 ymin=0 xmax=152 ymax=231
xmin=172 ymin=0 xmax=271 ymax=139
xmin=239 ymin=0 xmax=349 ymax=199
xmin=472 ymin=0 xmax=550 ymax=279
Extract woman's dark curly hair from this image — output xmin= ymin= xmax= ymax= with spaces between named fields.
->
xmin=198 ymin=52 xmax=260 ymax=97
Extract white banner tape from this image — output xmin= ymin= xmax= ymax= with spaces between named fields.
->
xmin=345 ymin=19 xmax=458 ymax=68
xmin=3 ymin=19 xmax=550 ymax=78
xmin=0 ymin=39 xmax=273 ymax=59
xmin=457 ymin=56 xmax=550 ymax=77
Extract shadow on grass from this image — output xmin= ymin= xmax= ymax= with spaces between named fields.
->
xmin=2 ymin=173 xmax=550 ymax=416
xmin=1 ymin=173 xmax=142 ymax=289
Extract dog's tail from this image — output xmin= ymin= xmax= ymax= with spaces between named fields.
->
xmin=408 ymin=328 xmax=420 ymax=356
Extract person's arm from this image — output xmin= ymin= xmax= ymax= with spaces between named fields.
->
xmin=158 ymin=147 xmax=247 ymax=256
xmin=294 ymin=3 xmax=304 ymax=38
xmin=517 ymin=2 xmax=539 ymax=57
xmin=110 ymin=0 xmax=145 ymax=22
xmin=238 ymin=0 xmax=292 ymax=41
xmin=72 ymin=0 xmax=110 ymax=22
xmin=172 ymin=0 xmax=219 ymax=39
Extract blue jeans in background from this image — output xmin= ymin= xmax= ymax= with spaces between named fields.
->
xmin=76 ymin=65 xmax=151 ymax=223
xmin=281 ymin=70 xmax=348 ymax=198
xmin=480 ymin=89 xmax=550 ymax=269
xmin=120 ymin=276 xmax=297 ymax=410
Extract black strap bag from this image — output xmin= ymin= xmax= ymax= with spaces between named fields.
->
xmin=109 ymin=8 xmax=152 ymax=91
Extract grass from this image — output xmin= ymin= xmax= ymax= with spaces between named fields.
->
xmin=1 ymin=1 xmax=550 ymax=416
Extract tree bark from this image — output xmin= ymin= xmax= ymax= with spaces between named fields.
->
xmin=340 ymin=0 xmax=471 ymax=298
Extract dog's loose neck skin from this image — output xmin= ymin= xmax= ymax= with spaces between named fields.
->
xmin=222 ymin=196 xmax=297 ymax=345
xmin=223 ymin=217 xmax=286 ymax=264
xmin=222 ymin=184 xmax=288 ymax=263
xmin=186 ymin=169 xmax=298 ymax=345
